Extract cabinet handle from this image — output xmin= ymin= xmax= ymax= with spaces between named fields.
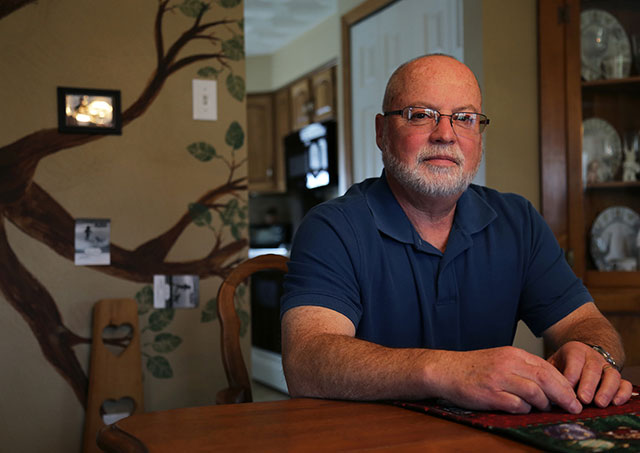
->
xmin=266 ymin=168 xmax=273 ymax=177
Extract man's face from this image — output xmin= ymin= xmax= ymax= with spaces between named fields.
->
xmin=375 ymin=57 xmax=484 ymax=198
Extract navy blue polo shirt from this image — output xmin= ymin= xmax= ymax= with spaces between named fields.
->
xmin=281 ymin=173 xmax=591 ymax=351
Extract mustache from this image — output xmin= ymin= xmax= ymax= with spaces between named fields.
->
xmin=417 ymin=145 xmax=464 ymax=166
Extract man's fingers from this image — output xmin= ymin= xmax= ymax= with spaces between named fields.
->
xmin=502 ymin=376 xmax=551 ymax=412
xmin=592 ymin=365 xmax=623 ymax=407
xmin=516 ymin=359 xmax=582 ymax=414
xmin=613 ymin=379 xmax=634 ymax=406
xmin=554 ymin=351 xmax=583 ymax=387
xmin=575 ymin=359 xmax=606 ymax=404
xmin=492 ymin=391 xmax=532 ymax=414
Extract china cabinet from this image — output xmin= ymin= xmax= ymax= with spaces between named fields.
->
xmin=539 ymin=0 xmax=640 ymax=364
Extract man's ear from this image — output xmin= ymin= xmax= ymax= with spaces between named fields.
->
xmin=375 ymin=114 xmax=386 ymax=151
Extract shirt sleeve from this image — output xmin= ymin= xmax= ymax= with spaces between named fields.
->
xmin=280 ymin=203 xmax=364 ymax=327
xmin=518 ymin=201 xmax=593 ymax=336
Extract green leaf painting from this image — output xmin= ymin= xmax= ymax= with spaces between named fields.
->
xmin=137 ymin=285 xmax=182 ymax=380
xmin=148 ymin=309 xmax=175 ymax=332
xmin=189 ymin=202 xmax=212 ymax=226
xmin=237 ymin=308 xmax=249 ymax=337
xmin=135 ymin=285 xmax=153 ymax=315
xmin=225 ymin=121 xmax=244 ymax=150
xmin=217 ymin=198 xmax=247 ymax=240
xmin=222 ymin=35 xmax=244 ymax=61
xmin=151 ymin=333 xmax=183 ymax=353
xmin=226 ymin=74 xmax=245 ymax=101
xmin=146 ymin=355 xmax=173 ymax=379
xmin=197 ymin=66 xmax=221 ymax=79
xmin=187 ymin=142 xmax=217 ymax=162
xmin=179 ymin=0 xmax=208 ymax=17
xmin=201 ymin=297 xmax=218 ymax=323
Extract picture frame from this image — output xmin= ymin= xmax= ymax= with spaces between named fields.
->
xmin=57 ymin=86 xmax=122 ymax=134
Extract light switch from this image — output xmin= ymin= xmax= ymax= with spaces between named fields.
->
xmin=192 ymin=79 xmax=217 ymax=121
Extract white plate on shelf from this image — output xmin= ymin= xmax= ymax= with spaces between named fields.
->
xmin=581 ymin=9 xmax=631 ymax=81
xmin=582 ymin=118 xmax=622 ymax=184
xmin=590 ymin=206 xmax=640 ymax=271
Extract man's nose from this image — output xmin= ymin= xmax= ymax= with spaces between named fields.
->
xmin=429 ymin=115 xmax=456 ymax=143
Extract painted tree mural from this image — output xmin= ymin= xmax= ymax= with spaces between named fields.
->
xmin=0 ymin=0 xmax=247 ymax=407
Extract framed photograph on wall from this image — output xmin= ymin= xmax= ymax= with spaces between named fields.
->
xmin=57 ymin=87 xmax=122 ymax=134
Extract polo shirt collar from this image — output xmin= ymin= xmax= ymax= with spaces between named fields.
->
xmin=365 ymin=171 xmax=497 ymax=245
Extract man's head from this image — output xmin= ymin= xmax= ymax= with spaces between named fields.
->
xmin=375 ymin=54 xmax=486 ymax=199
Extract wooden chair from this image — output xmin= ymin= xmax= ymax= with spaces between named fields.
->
xmin=83 ymin=298 xmax=144 ymax=453
xmin=216 ymin=254 xmax=288 ymax=404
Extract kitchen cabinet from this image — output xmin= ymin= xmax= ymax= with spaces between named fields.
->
xmin=289 ymin=66 xmax=336 ymax=131
xmin=539 ymin=0 xmax=640 ymax=365
xmin=247 ymin=94 xmax=279 ymax=192
xmin=248 ymin=64 xmax=336 ymax=193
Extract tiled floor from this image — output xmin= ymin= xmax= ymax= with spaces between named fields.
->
xmin=252 ymin=380 xmax=290 ymax=402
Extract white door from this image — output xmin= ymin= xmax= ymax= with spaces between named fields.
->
xmin=349 ymin=0 xmax=466 ymax=185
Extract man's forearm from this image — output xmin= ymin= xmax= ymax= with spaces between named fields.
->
xmin=282 ymin=333 xmax=443 ymax=400
xmin=544 ymin=303 xmax=625 ymax=368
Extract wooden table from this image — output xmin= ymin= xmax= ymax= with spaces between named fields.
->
xmin=97 ymin=367 xmax=640 ymax=452
xmin=98 ymin=398 xmax=540 ymax=452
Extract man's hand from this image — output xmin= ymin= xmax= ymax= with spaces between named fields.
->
xmin=434 ymin=346 xmax=583 ymax=414
xmin=547 ymin=341 xmax=633 ymax=407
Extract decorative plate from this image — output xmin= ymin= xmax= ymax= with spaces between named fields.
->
xmin=581 ymin=9 xmax=631 ymax=81
xmin=582 ymin=118 xmax=622 ymax=184
xmin=590 ymin=206 xmax=640 ymax=271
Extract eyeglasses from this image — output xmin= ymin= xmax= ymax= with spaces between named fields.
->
xmin=383 ymin=107 xmax=490 ymax=136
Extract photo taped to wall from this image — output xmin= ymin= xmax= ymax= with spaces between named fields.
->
xmin=153 ymin=275 xmax=200 ymax=309
xmin=74 ymin=218 xmax=111 ymax=266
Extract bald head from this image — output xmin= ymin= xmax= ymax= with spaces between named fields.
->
xmin=381 ymin=54 xmax=482 ymax=112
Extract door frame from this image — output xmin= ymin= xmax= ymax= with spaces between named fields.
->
xmin=340 ymin=0 xmax=397 ymax=187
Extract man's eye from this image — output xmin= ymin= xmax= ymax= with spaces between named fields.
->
xmin=410 ymin=109 xmax=436 ymax=120
xmin=454 ymin=113 xmax=476 ymax=123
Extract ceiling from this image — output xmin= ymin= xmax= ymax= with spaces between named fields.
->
xmin=244 ymin=0 xmax=337 ymax=56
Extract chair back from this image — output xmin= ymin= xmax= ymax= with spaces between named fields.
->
xmin=216 ymin=254 xmax=288 ymax=404
xmin=83 ymin=298 xmax=144 ymax=453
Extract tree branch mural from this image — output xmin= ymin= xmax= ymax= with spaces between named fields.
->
xmin=0 ymin=0 xmax=246 ymax=407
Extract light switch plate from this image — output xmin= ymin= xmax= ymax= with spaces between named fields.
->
xmin=192 ymin=79 xmax=217 ymax=121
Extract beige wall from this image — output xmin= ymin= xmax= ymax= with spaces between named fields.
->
xmin=483 ymin=0 xmax=540 ymax=208
xmin=0 ymin=1 xmax=247 ymax=451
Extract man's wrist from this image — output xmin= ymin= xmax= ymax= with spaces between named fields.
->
xmin=585 ymin=343 xmax=621 ymax=372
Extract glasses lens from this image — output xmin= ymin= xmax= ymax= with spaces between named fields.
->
xmin=403 ymin=107 xmax=437 ymax=126
xmin=452 ymin=112 xmax=478 ymax=130
xmin=452 ymin=113 xmax=489 ymax=135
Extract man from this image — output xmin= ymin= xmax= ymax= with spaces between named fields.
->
xmin=280 ymin=54 xmax=632 ymax=414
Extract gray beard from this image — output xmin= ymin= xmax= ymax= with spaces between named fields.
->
xmin=382 ymin=144 xmax=480 ymax=198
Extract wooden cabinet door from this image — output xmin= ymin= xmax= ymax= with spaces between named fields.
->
xmin=311 ymin=66 xmax=335 ymax=123
xmin=247 ymin=94 xmax=277 ymax=192
xmin=290 ymin=78 xmax=312 ymax=131
xmin=272 ymin=87 xmax=290 ymax=193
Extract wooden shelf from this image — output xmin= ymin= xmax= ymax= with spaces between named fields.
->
xmin=584 ymin=270 xmax=640 ymax=288
xmin=583 ymin=75 xmax=640 ymax=88
xmin=586 ymin=181 xmax=640 ymax=189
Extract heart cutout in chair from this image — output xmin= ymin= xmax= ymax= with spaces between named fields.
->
xmin=101 ymin=323 xmax=133 ymax=357
xmin=100 ymin=397 xmax=136 ymax=425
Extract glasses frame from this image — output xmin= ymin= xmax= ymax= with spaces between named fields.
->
xmin=383 ymin=107 xmax=490 ymax=135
